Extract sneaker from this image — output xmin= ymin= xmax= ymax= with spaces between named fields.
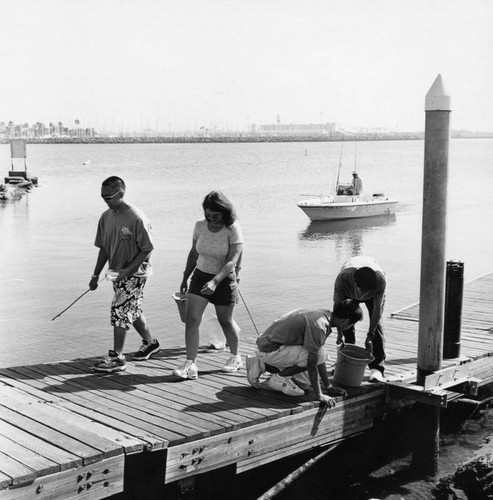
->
xmin=133 ymin=339 xmax=160 ymax=361
xmin=369 ymin=369 xmax=385 ymax=383
xmin=172 ymin=359 xmax=198 ymax=380
xmin=266 ymin=373 xmax=305 ymax=397
xmin=221 ymin=355 xmax=243 ymax=373
xmin=93 ymin=350 xmax=126 ymax=373
xmin=246 ymin=355 xmax=265 ymax=388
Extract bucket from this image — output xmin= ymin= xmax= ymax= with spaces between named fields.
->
xmin=333 ymin=344 xmax=374 ymax=387
xmin=172 ymin=292 xmax=187 ymax=323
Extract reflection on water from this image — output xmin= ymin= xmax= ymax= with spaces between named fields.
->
xmin=299 ymin=214 xmax=397 ymax=257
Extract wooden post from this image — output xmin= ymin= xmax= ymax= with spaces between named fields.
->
xmin=413 ymin=74 xmax=451 ymax=474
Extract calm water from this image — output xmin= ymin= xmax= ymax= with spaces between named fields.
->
xmin=1 ymin=139 xmax=492 ymax=368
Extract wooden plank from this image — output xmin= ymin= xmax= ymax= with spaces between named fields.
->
xmin=237 ymin=427 xmax=368 ymax=473
xmin=0 ymin=421 xmax=80 ymax=472
xmin=165 ymin=389 xmax=385 ymax=483
xmin=66 ymin=360 xmax=249 ymax=429
xmin=22 ymin=363 xmax=224 ymax=438
xmin=0 ymin=404 xmax=103 ymax=466
xmin=0 ymin=435 xmax=59 ymax=478
xmin=0 ymin=373 xmax=164 ymax=453
xmin=0 ymin=451 xmax=36 ymax=486
xmin=0 ymin=455 xmax=123 ymax=500
xmin=0 ymin=471 xmax=11 ymax=490
xmin=1 ymin=366 xmax=193 ymax=445
xmin=0 ymin=386 xmax=122 ymax=460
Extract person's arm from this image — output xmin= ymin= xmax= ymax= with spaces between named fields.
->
xmin=89 ymin=248 xmax=109 ymax=290
xmin=118 ymin=249 xmax=152 ymax=280
xmin=181 ymin=239 xmax=199 ymax=293
xmin=307 ymin=352 xmax=336 ymax=407
xmin=201 ymin=243 xmax=243 ymax=295
xmin=368 ymin=294 xmax=384 ymax=337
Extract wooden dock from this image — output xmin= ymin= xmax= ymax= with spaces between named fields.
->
xmin=1 ymin=272 xmax=493 ymax=499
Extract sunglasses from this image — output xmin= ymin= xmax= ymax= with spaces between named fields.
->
xmin=204 ymin=211 xmax=222 ymax=220
xmin=101 ymin=190 xmax=122 ymax=201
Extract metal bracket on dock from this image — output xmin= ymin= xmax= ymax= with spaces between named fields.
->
xmin=386 ymin=363 xmax=482 ymax=408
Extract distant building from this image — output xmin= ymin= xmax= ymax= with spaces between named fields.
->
xmin=259 ymin=122 xmax=337 ymax=136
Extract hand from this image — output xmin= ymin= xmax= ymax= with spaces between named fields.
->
xmin=180 ymin=280 xmax=188 ymax=294
xmin=336 ymin=333 xmax=344 ymax=346
xmin=116 ymin=269 xmax=129 ymax=282
xmin=318 ymin=394 xmax=336 ymax=408
xmin=365 ymin=335 xmax=373 ymax=354
xmin=200 ymin=280 xmax=217 ymax=296
xmin=89 ymin=276 xmax=99 ymax=291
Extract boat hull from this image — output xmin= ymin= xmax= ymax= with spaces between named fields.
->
xmin=298 ymin=198 xmax=398 ymax=221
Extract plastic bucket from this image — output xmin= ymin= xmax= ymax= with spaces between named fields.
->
xmin=172 ymin=292 xmax=187 ymax=323
xmin=333 ymin=344 xmax=374 ymax=387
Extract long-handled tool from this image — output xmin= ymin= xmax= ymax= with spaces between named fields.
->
xmin=51 ymin=278 xmax=104 ymax=321
xmin=238 ymin=288 xmax=260 ymax=336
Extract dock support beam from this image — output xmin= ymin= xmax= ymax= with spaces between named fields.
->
xmin=414 ymin=74 xmax=451 ymax=474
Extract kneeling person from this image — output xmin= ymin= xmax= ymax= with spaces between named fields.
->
xmin=246 ymin=300 xmax=363 ymax=407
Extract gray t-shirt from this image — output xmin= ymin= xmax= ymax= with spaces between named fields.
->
xmin=95 ymin=204 xmax=154 ymax=277
xmin=194 ymin=219 xmax=243 ymax=274
xmin=256 ymin=308 xmax=332 ymax=355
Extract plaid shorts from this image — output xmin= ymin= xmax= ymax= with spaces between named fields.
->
xmin=110 ymin=276 xmax=147 ymax=329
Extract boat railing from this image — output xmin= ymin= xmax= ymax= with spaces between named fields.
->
xmin=298 ymin=193 xmax=334 ymax=204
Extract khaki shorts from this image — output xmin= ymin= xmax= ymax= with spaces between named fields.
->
xmin=257 ymin=345 xmax=328 ymax=370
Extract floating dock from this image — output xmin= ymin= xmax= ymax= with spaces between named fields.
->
xmin=1 ymin=273 xmax=493 ymax=499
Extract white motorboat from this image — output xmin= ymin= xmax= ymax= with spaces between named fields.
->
xmin=297 ymin=192 xmax=398 ymax=221
xmin=297 ymin=147 xmax=398 ymax=221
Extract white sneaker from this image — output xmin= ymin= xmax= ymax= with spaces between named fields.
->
xmin=369 ymin=369 xmax=385 ymax=383
xmin=221 ymin=355 xmax=243 ymax=373
xmin=173 ymin=359 xmax=198 ymax=380
xmin=266 ymin=373 xmax=305 ymax=397
xmin=246 ymin=355 xmax=265 ymax=388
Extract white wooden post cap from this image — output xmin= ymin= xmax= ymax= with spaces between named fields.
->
xmin=425 ymin=74 xmax=451 ymax=111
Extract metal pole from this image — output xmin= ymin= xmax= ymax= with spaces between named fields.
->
xmin=413 ymin=74 xmax=451 ymax=474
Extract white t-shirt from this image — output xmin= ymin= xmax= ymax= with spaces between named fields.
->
xmin=193 ymin=219 xmax=243 ymax=274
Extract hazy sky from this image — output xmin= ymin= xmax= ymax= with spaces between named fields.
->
xmin=1 ymin=0 xmax=492 ymax=132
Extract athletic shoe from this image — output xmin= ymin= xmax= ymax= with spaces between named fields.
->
xmin=266 ymin=373 xmax=305 ymax=397
xmin=246 ymin=355 xmax=265 ymax=388
xmin=133 ymin=339 xmax=160 ymax=361
xmin=221 ymin=355 xmax=243 ymax=373
xmin=369 ymin=369 xmax=385 ymax=383
xmin=172 ymin=359 xmax=198 ymax=380
xmin=93 ymin=350 xmax=126 ymax=373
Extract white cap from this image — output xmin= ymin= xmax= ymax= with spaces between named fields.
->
xmin=425 ymin=74 xmax=451 ymax=111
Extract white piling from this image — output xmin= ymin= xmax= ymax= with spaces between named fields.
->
xmin=417 ymin=74 xmax=451 ymax=382
xmin=413 ymin=74 xmax=451 ymax=474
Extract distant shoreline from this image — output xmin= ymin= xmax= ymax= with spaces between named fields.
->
xmin=1 ymin=134 xmax=422 ymax=145
xmin=0 ymin=132 xmax=491 ymax=145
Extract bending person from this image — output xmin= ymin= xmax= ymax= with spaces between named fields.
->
xmin=173 ymin=190 xmax=244 ymax=380
xmin=333 ymin=255 xmax=386 ymax=382
xmin=246 ymin=300 xmax=363 ymax=407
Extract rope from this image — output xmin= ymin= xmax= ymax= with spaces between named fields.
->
xmin=238 ymin=288 xmax=260 ymax=336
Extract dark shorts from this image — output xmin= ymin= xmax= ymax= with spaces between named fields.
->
xmin=111 ymin=276 xmax=147 ymax=328
xmin=189 ymin=268 xmax=238 ymax=306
